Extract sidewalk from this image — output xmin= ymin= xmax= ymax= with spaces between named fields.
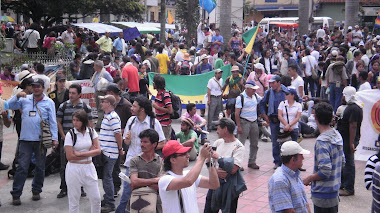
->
xmin=0 ymin=120 xmax=372 ymax=212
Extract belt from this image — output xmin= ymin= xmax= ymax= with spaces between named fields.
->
xmin=240 ymin=117 xmax=257 ymax=123
xmin=210 ymin=95 xmax=221 ymax=98
xmin=69 ymin=160 xmax=92 ymax=164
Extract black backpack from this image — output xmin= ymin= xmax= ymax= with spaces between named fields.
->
xmin=179 ymin=61 xmax=191 ymax=75
xmin=128 ymin=116 xmax=155 ymax=130
xmin=161 ymin=91 xmax=182 ymax=119
xmin=69 ymin=127 xmax=94 ymax=147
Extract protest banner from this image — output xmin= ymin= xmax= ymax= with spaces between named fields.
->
xmin=355 ymin=89 xmax=380 ymax=161
xmin=0 ymin=80 xmax=20 ymax=100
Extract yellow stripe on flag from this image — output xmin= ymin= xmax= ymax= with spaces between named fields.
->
xmin=168 ymin=12 xmax=174 ymax=24
xmin=245 ymin=28 xmax=258 ymax=54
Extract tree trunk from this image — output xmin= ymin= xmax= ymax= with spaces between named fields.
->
xmin=344 ymin=0 xmax=359 ymax=34
xmin=219 ymin=0 xmax=231 ymax=50
xmin=160 ymin=0 xmax=166 ymax=43
xmin=298 ymin=0 xmax=310 ymax=36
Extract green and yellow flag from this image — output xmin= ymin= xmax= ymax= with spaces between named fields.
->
xmin=242 ymin=26 xmax=258 ymax=54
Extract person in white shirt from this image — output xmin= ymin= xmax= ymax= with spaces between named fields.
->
xmin=61 ymin=26 xmax=76 ymax=44
xmin=288 ymin=64 xmax=305 ymax=99
xmin=301 ymin=49 xmax=318 ymax=97
xmin=22 ymin=23 xmax=40 ymax=53
xmin=158 ymin=140 xmax=219 ymax=213
xmin=32 ymin=63 xmax=50 ymax=94
xmin=278 ymin=88 xmax=302 ymax=142
xmin=358 ymin=71 xmax=372 ymax=91
xmin=207 ymin=69 xmax=223 ymax=130
xmin=311 ymin=44 xmax=320 ymax=61
xmin=197 ymin=20 xmax=206 ymax=49
xmin=316 ymin=26 xmax=326 ymax=39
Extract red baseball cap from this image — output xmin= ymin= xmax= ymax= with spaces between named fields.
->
xmin=162 ymin=140 xmax=192 ymax=159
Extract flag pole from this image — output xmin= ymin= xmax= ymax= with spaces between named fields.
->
xmin=243 ymin=53 xmax=251 ymax=78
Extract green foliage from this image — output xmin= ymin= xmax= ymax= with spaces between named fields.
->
xmin=1 ymin=0 xmax=144 ymax=27
xmin=0 ymin=33 xmax=5 ymax=51
xmin=176 ymin=0 xmax=200 ymax=42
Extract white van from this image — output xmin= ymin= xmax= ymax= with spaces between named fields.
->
xmin=259 ymin=17 xmax=334 ymax=33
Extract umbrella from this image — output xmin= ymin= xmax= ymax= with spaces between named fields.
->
xmin=0 ymin=16 xmax=15 ymax=23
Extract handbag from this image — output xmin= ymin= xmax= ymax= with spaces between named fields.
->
xmin=21 ymin=30 xmax=34 ymax=50
xmin=129 ymin=186 xmax=158 ymax=213
xmin=277 ymin=103 xmax=292 ymax=143
xmin=35 ymin=100 xmax=53 ymax=149
xmin=307 ymin=56 xmax=319 ymax=81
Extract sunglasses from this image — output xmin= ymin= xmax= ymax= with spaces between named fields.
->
xmin=174 ymin=152 xmax=189 ymax=158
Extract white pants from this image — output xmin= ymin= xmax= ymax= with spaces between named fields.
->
xmin=66 ymin=162 xmax=101 ymax=213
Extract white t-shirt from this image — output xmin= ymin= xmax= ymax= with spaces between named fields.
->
xmin=311 ymin=50 xmax=320 ymax=61
xmin=358 ymin=81 xmax=372 ymax=91
xmin=23 ymin=29 xmax=40 ymax=48
xmin=207 ymin=77 xmax=223 ymax=96
xmin=290 ymin=76 xmax=304 ymax=97
xmin=302 ymin=55 xmax=317 ymax=77
xmin=212 ymin=138 xmax=245 ymax=168
xmin=159 ymin=171 xmax=201 ymax=213
xmin=64 ymin=128 xmax=98 ymax=162
xmin=32 ymin=74 xmax=51 ymax=94
xmin=278 ymin=100 xmax=302 ymax=129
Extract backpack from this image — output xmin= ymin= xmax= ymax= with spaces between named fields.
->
xmin=332 ymin=61 xmax=346 ymax=75
xmin=160 ymin=91 xmax=182 ymax=119
xmin=128 ymin=116 xmax=155 ymax=130
xmin=68 ymin=127 xmax=94 ymax=147
xmin=230 ymin=93 xmax=259 ymax=123
xmin=179 ymin=61 xmax=191 ymax=75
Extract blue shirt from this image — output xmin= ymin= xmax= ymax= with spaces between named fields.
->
xmin=196 ymin=63 xmax=213 ymax=74
xmin=8 ymin=94 xmax=58 ymax=141
xmin=128 ymin=48 xmax=135 ymax=56
xmin=211 ymin=35 xmax=224 ymax=50
xmin=113 ymin=38 xmax=125 ymax=51
xmin=268 ymin=165 xmax=308 ymax=213
xmin=236 ymin=91 xmax=261 ymax=122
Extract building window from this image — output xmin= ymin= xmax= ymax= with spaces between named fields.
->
xmin=150 ymin=12 xmax=155 ymax=22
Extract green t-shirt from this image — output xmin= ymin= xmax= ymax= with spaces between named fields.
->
xmin=176 ymin=130 xmax=199 ymax=152
xmin=214 ymin=58 xmax=224 ymax=69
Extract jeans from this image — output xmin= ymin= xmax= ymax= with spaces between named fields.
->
xmin=341 ymin=141 xmax=358 ymax=194
xmin=290 ymin=128 xmax=299 ymax=142
xmin=207 ymin=96 xmax=222 ymax=130
xmin=115 ymin=167 xmax=132 ymax=213
xmin=11 ymin=141 xmax=47 ymax=198
xmin=238 ymin=119 xmax=259 ymax=165
xmin=270 ymin=122 xmax=281 ymax=166
xmin=102 ymin=153 xmax=117 ymax=207
xmin=329 ymin=83 xmax=344 ymax=113
xmin=204 ymin=189 xmax=238 ymax=213
xmin=314 ymin=205 xmax=338 ymax=213
xmin=95 ymin=91 xmax=106 ymax=130
xmin=304 ymin=76 xmax=316 ymax=97
xmin=113 ymin=155 xmax=121 ymax=194
xmin=195 ymin=126 xmax=207 ymax=140
xmin=299 ymin=121 xmax=316 ymax=135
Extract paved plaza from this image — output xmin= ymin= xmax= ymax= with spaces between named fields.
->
xmin=0 ymin=119 xmax=372 ymax=213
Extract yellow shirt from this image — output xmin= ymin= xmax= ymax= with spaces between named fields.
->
xmin=156 ymin=53 xmax=170 ymax=74
xmin=96 ymin=36 xmax=113 ymax=53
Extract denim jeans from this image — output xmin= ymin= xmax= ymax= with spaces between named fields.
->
xmin=270 ymin=122 xmax=281 ymax=166
xmin=341 ymin=141 xmax=358 ymax=194
xmin=102 ymin=153 xmax=117 ymax=207
xmin=11 ymin=141 xmax=47 ymax=198
xmin=290 ymin=128 xmax=299 ymax=142
xmin=329 ymin=83 xmax=344 ymax=113
xmin=299 ymin=121 xmax=315 ymax=135
xmin=314 ymin=205 xmax=338 ymax=213
xmin=195 ymin=125 xmax=207 ymax=140
xmin=115 ymin=167 xmax=132 ymax=213
xmin=304 ymin=76 xmax=316 ymax=97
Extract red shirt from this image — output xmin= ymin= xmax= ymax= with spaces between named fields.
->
xmin=122 ymin=64 xmax=140 ymax=93
xmin=105 ymin=65 xmax=117 ymax=78
xmin=155 ymin=90 xmax=172 ymax=126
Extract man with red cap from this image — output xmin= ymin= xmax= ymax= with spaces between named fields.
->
xmin=158 ymin=140 xmax=219 ymax=213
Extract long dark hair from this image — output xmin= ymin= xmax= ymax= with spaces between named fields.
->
xmin=72 ymin=110 xmax=89 ymax=132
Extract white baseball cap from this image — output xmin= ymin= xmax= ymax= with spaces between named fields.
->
xmin=281 ymin=141 xmax=310 ymax=156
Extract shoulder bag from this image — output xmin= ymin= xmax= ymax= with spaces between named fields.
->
xmin=307 ymin=56 xmax=319 ymax=81
xmin=35 ymin=100 xmax=53 ymax=150
xmin=277 ymin=102 xmax=293 ymax=143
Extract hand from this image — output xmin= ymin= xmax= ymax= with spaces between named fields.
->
xmin=199 ymin=143 xmax=212 ymax=159
xmin=350 ymin=143 xmax=356 ymax=153
xmin=73 ymin=150 xmax=81 ymax=157
xmin=289 ymin=127 xmax=294 ymax=132
xmin=211 ymin=151 xmax=219 ymax=159
xmin=284 ymin=125 xmax=290 ymax=131
xmin=217 ymin=168 xmax=228 ymax=179
xmin=207 ymin=100 xmax=210 ymax=106
xmin=119 ymin=148 xmax=125 ymax=156
xmin=125 ymin=131 xmax=132 ymax=144
xmin=1 ymin=110 xmax=8 ymax=118
xmin=53 ymin=140 xmax=59 ymax=148
xmin=17 ymin=91 xmax=27 ymax=98
xmin=152 ymin=102 xmax=158 ymax=109
xmin=237 ymin=126 xmax=242 ymax=134
xmin=303 ymin=177 xmax=311 ymax=186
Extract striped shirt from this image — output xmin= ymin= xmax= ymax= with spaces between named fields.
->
xmin=155 ymin=90 xmax=172 ymax=126
xmin=57 ymin=100 xmax=92 ymax=134
xmin=236 ymin=91 xmax=261 ymax=122
xmin=99 ymin=110 xmax=121 ymax=159
xmin=268 ymin=164 xmax=309 ymax=213
xmin=365 ymin=154 xmax=380 ymax=190
xmin=373 ymin=164 xmax=380 ymax=212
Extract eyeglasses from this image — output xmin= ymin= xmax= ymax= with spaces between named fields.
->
xmin=174 ymin=152 xmax=189 ymax=158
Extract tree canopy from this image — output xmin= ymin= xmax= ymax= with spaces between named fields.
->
xmin=1 ymin=0 xmax=144 ymax=27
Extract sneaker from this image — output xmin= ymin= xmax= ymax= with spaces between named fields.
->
xmin=101 ymin=205 xmax=115 ymax=213
xmin=339 ymin=189 xmax=354 ymax=196
xmin=32 ymin=193 xmax=40 ymax=201
xmin=81 ymin=187 xmax=86 ymax=197
xmin=273 ymin=164 xmax=280 ymax=170
xmin=248 ymin=163 xmax=260 ymax=170
xmin=0 ymin=162 xmax=9 ymax=170
xmin=12 ymin=197 xmax=21 ymax=206
xmin=57 ymin=190 xmax=67 ymax=198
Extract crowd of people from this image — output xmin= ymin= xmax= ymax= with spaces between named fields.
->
xmin=0 ymin=19 xmax=379 ymax=213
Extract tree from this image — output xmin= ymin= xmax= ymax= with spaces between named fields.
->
xmin=176 ymin=0 xmax=200 ymax=43
xmin=219 ymin=0 xmax=231 ymax=49
xmin=159 ymin=0 xmax=166 ymax=43
xmin=1 ymin=0 xmax=144 ymax=27
xmin=344 ymin=0 xmax=360 ymax=34
xmin=298 ymin=0 xmax=310 ymax=36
